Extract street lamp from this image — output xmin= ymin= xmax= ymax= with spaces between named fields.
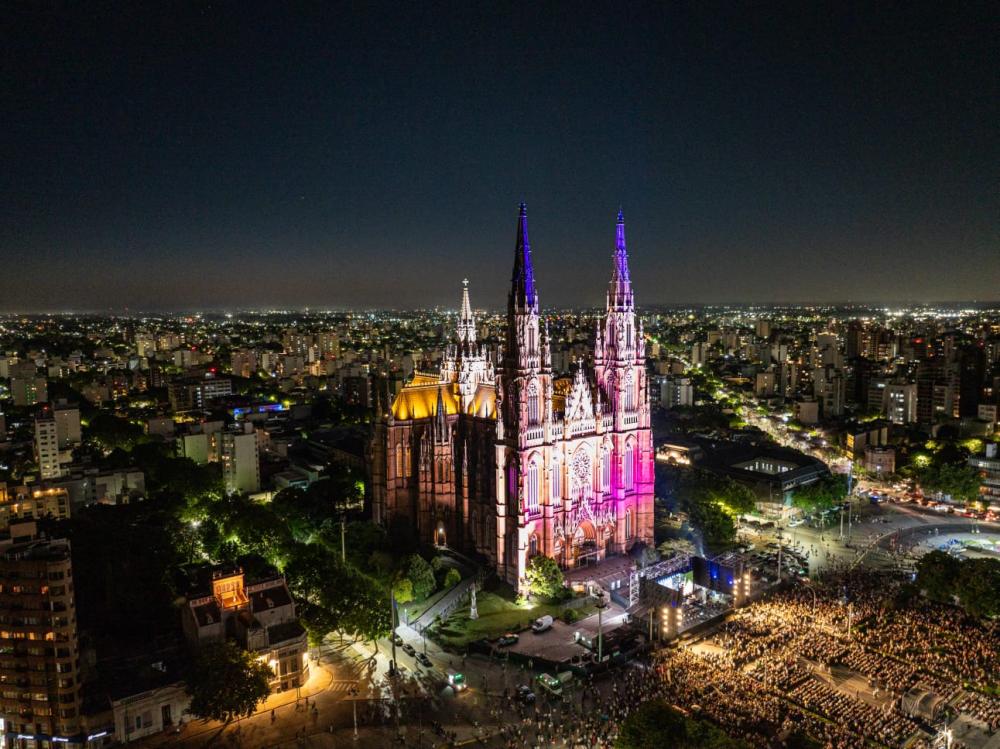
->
xmin=595 ymin=593 xmax=609 ymax=662
xmin=349 ymin=685 xmax=359 ymax=741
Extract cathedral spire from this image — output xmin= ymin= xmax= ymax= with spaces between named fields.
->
xmin=510 ymin=202 xmax=537 ymax=312
xmin=609 ymin=209 xmax=633 ymax=310
xmin=457 ymin=278 xmax=476 ymax=345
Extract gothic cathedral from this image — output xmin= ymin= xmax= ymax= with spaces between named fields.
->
xmin=371 ymin=205 xmax=654 ymax=589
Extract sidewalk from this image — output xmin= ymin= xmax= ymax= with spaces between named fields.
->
xmin=136 ymin=658 xmax=343 ymax=747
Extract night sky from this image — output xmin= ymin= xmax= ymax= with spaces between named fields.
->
xmin=2 ymin=3 xmax=997 ymax=311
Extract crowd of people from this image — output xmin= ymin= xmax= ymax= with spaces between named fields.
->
xmin=328 ymin=567 xmax=998 ymax=749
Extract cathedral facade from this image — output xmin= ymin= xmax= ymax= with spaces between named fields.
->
xmin=371 ymin=205 xmax=654 ymax=589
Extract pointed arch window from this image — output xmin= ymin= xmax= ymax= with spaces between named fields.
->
xmin=394 ymin=443 xmax=404 ymax=479
xmin=529 ymin=534 xmax=538 ymax=558
xmin=624 ymin=371 xmax=635 ymax=411
xmin=552 ymin=456 xmax=562 ymax=500
xmin=526 ymin=459 xmax=540 ymax=514
xmin=625 ymin=509 xmax=633 ymax=539
xmin=623 ymin=442 xmax=634 ymax=491
xmin=601 ymin=446 xmax=611 ymax=493
xmin=527 ymin=381 xmax=540 ymax=425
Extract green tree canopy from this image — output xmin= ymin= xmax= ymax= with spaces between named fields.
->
xmin=916 ymin=550 xmax=961 ymax=604
xmin=443 ymin=567 xmax=462 ymax=589
xmin=956 ymin=558 xmax=1000 ymax=618
xmin=405 ymin=554 xmax=437 ymax=601
xmin=525 ymin=554 xmax=564 ymax=599
xmin=84 ymin=413 xmax=143 ymax=452
xmin=916 ymin=462 xmax=981 ymax=503
xmin=918 ymin=552 xmax=1000 ymax=618
xmin=186 ymin=641 xmax=272 ymax=723
xmin=616 ymin=700 xmax=750 ymax=749
xmin=792 ymin=474 xmax=849 ymax=514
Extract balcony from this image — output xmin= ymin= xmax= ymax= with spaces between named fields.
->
xmin=524 ymin=426 xmax=544 ymax=442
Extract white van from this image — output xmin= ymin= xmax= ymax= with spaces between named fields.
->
xmin=531 ymin=615 xmax=554 ymax=633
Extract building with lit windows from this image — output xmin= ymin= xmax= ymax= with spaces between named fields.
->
xmin=34 ymin=412 xmax=62 ymax=481
xmin=180 ymin=564 xmax=308 ymax=693
xmin=219 ymin=425 xmax=260 ymax=494
xmin=0 ymin=522 xmax=82 ymax=748
xmin=371 ymin=206 xmax=655 ymax=589
xmin=0 ymin=485 xmax=70 ymax=530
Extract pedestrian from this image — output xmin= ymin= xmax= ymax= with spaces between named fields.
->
xmin=270 ymin=709 xmax=276 ymax=724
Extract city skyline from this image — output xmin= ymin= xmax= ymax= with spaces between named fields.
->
xmin=3 ymin=4 xmax=997 ymax=310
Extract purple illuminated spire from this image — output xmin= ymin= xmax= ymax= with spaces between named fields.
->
xmin=510 ymin=202 xmax=537 ymax=311
xmin=609 ymin=209 xmax=632 ymax=308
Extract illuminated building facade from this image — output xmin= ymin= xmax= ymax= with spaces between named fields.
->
xmin=0 ymin=485 xmax=70 ymax=530
xmin=372 ymin=206 xmax=654 ymax=588
xmin=181 ymin=565 xmax=308 ymax=693
xmin=0 ymin=522 xmax=82 ymax=748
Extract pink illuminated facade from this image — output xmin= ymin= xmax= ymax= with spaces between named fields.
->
xmin=372 ymin=205 xmax=654 ymax=588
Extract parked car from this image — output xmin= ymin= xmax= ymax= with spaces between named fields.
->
xmin=516 ymin=685 xmax=536 ymax=704
xmin=416 ymin=652 xmax=432 ymax=668
xmin=532 ymin=615 xmax=554 ymax=633
xmin=497 ymin=633 xmax=519 ymax=647
xmin=401 ymin=642 xmax=416 ymax=657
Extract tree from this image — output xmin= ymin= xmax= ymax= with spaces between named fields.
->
xmin=956 ymin=558 xmax=1000 ymax=618
xmin=915 ymin=550 xmax=960 ymax=604
xmin=443 ymin=567 xmax=462 ymax=589
xmin=792 ymin=474 xmax=848 ymax=514
xmin=405 ymin=554 xmax=436 ymax=601
xmin=392 ymin=577 xmax=414 ymax=604
xmin=525 ymin=555 xmax=564 ymax=599
xmin=84 ymin=413 xmax=143 ymax=452
xmin=186 ymin=641 xmax=272 ymax=723
xmin=686 ymin=499 xmax=736 ymax=549
xmin=616 ymin=700 xmax=749 ymax=749
xmin=918 ymin=463 xmax=981 ymax=503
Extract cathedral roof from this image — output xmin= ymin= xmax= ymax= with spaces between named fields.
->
xmin=390 ymin=381 xmax=496 ymax=421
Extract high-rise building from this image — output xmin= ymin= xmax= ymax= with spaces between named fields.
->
xmin=317 ymin=331 xmax=341 ymax=358
xmin=0 ymin=522 xmax=82 ymax=745
xmin=52 ymin=401 xmax=81 ymax=451
xmin=660 ymin=376 xmax=693 ymax=409
xmin=230 ymin=349 xmax=259 ymax=379
xmin=372 ymin=206 xmax=654 ymax=589
xmin=34 ymin=411 xmax=63 ymax=480
xmin=134 ymin=332 xmax=156 ymax=358
xmin=958 ymin=343 xmax=986 ymax=418
xmin=220 ymin=425 xmax=260 ymax=494
xmin=884 ymin=383 xmax=918 ymax=424
xmin=167 ymin=374 xmax=232 ymax=412
xmin=0 ymin=485 xmax=70 ymax=529
xmin=10 ymin=375 xmax=47 ymax=408
xmin=282 ymin=329 xmax=312 ymax=357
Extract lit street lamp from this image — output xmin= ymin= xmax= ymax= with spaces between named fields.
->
xmin=595 ymin=592 xmax=609 ymax=662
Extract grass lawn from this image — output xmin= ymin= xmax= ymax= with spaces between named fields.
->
xmin=430 ymin=591 xmax=595 ymax=650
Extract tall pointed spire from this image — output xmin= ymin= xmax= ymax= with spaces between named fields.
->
xmin=510 ymin=202 xmax=537 ymax=312
xmin=457 ymin=278 xmax=476 ymax=345
xmin=608 ymin=209 xmax=633 ymax=309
